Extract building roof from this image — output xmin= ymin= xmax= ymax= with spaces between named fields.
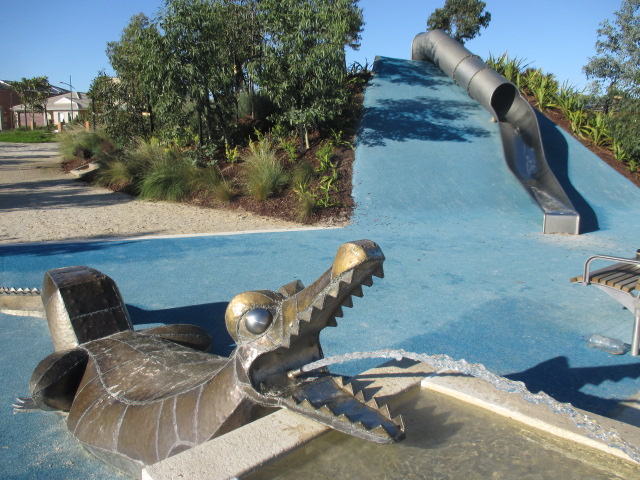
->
xmin=11 ymin=91 xmax=91 ymax=112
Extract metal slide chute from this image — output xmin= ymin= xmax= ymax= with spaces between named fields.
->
xmin=412 ymin=29 xmax=580 ymax=235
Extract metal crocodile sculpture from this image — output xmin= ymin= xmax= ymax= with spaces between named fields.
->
xmin=12 ymin=240 xmax=404 ymax=477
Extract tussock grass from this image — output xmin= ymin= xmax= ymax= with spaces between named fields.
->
xmin=243 ymin=136 xmax=289 ymax=201
xmin=58 ymin=127 xmax=113 ymax=160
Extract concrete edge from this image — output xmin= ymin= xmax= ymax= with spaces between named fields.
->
xmin=142 ymin=360 xmax=435 ymax=480
xmin=420 ymin=371 xmax=640 ymax=464
xmin=0 ymin=225 xmax=344 ymax=249
xmin=142 ymin=360 xmax=639 ymax=480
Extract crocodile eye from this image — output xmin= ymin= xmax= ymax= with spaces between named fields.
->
xmin=245 ymin=308 xmax=273 ymax=335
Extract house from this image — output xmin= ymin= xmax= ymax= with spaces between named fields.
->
xmin=12 ymin=91 xmax=89 ymax=128
xmin=0 ymin=80 xmax=21 ymax=130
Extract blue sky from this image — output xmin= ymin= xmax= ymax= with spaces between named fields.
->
xmin=2 ymin=0 xmax=619 ymax=93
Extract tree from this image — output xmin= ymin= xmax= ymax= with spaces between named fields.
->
xmin=161 ymin=0 xmax=258 ymax=147
xmin=104 ymin=13 xmax=165 ymax=142
xmin=10 ymin=76 xmax=51 ymax=128
xmin=427 ymin=0 xmax=491 ymax=44
xmin=253 ymin=0 xmax=363 ymax=150
xmin=584 ymin=1 xmax=640 ymax=163
xmin=583 ymin=0 xmax=640 ymax=101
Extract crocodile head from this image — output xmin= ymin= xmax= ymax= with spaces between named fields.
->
xmin=225 ymin=240 xmax=404 ymax=444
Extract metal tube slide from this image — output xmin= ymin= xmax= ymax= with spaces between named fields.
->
xmin=412 ymin=30 xmax=580 ymax=234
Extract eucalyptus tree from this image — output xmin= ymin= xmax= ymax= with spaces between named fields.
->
xmin=583 ymin=0 xmax=640 ymax=101
xmin=584 ymin=0 xmax=640 ymax=161
xmin=104 ymin=13 xmax=165 ymax=142
xmin=160 ymin=0 xmax=258 ymax=146
xmin=10 ymin=76 xmax=51 ymax=128
xmin=427 ymin=0 xmax=491 ymax=44
xmin=253 ymin=0 xmax=363 ymax=150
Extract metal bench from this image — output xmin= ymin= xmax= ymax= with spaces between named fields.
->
xmin=570 ymin=250 xmax=640 ymax=356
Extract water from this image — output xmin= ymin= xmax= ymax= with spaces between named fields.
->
xmin=247 ymin=389 xmax=638 ymax=480
xmin=290 ymin=349 xmax=640 ymax=463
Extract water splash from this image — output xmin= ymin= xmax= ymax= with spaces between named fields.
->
xmin=291 ymin=349 xmax=640 ymax=463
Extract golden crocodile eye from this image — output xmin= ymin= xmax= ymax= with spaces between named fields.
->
xmin=244 ymin=308 xmax=273 ymax=335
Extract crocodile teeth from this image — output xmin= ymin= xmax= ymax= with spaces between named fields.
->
xmin=312 ymin=296 xmax=328 ymax=311
xmin=326 ymin=317 xmax=338 ymax=327
xmin=370 ymin=425 xmax=390 ymax=436
xmin=366 ymin=397 xmax=381 ymax=409
xmin=298 ymin=309 xmax=313 ymax=323
xmin=378 ymin=404 xmax=392 ymax=419
xmin=353 ymin=421 xmax=367 ymax=431
xmin=393 ymin=415 xmax=405 ymax=431
xmin=298 ymin=399 xmax=315 ymax=410
xmin=352 ymin=285 xmax=364 ymax=298
xmin=334 ymin=306 xmax=344 ymax=318
xmin=326 ymin=283 xmax=340 ymax=299
xmin=318 ymin=405 xmax=333 ymax=416
xmin=341 ymin=296 xmax=353 ymax=308
xmin=341 ymin=382 xmax=354 ymax=395
xmin=362 ymin=275 xmax=373 ymax=287
xmin=372 ymin=264 xmax=384 ymax=278
xmin=341 ymin=270 xmax=355 ymax=284
xmin=336 ymin=413 xmax=349 ymax=423
xmin=355 ymin=390 xmax=366 ymax=403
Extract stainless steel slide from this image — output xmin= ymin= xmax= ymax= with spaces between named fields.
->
xmin=412 ymin=29 xmax=580 ymax=235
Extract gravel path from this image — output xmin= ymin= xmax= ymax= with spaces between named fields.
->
xmin=0 ymin=142 xmax=314 ymax=244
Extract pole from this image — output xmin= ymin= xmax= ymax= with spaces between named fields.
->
xmin=69 ymin=75 xmax=73 ymax=122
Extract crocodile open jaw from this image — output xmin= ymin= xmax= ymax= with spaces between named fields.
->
xmin=226 ymin=240 xmax=405 ymax=443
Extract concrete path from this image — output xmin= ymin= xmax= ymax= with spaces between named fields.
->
xmin=1 ymin=58 xmax=640 ymax=479
xmin=0 ymin=142 xmax=303 ymax=244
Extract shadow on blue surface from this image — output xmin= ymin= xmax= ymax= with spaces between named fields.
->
xmin=374 ymin=57 xmax=450 ymax=88
xmin=506 ymin=357 xmax=640 ymax=418
xmin=537 ymin=112 xmax=599 ymax=233
xmin=128 ymin=303 xmax=234 ymax=356
xmin=357 ymin=97 xmax=493 ymax=147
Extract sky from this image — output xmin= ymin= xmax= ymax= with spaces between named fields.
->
xmin=2 ymin=1 xmax=621 ymax=93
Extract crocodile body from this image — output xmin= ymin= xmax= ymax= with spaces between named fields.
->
xmin=25 ymin=240 xmax=404 ymax=477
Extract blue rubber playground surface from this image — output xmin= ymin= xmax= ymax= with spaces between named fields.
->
xmin=2 ymin=57 xmax=640 ymax=479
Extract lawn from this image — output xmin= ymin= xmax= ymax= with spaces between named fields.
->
xmin=0 ymin=129 xmax=55 ymax=143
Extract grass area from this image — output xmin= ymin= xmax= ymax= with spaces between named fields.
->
xmin=0 ymin=129 xmax=55 ymax=143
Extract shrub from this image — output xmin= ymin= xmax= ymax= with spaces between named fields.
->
xmin=95 ymin=138 xmax=163 ymax=192
xmin=58 ymin=127 xmax=113 ymax=160
xmin=243 ymin=136 xmax=289 ymax=201
xmin=293 ymin=182 xmax=317 ymax=222
xmin=291 ymin=161 xmax=317 ymax=186
xmin=609 ymin=96 xmax=640 ymax=165
xmin=521 ymin=68 xmax=558 ymax=111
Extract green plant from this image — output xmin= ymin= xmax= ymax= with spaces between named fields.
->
xmin=316 ymin=176 xmax=338 ymax=208
xmin=555 ymin=82 xmax=586 ymax=117
xmin=581 ymin=111 xmax=612 ymax=147
xmin=522 ymin=68 xmax=558 ymax=111
xmin=225 ymin=143 xmax=240 ymax=164
xmin=291 ymin=161 xmax=317 ymax=186
xmin=280 ymin=137 xmax=298 ymax=162
xmin=486 ymin=53 xmax=528 ymax=90
xmin=95 ymin=137 xmax=167 ymax=193
xmin=565 ymin=108 xmax=587 ymax=136
xmin=139 ymin=156 xmax=196 ymax=202
xmin=293 ymin=182 xmax=317 ymax=222
xmin=58 ymin=127 xmax=113 ymax=160
xmin=315 ymin=141 xmax=335 ymax=173
xmin=243 ymin=136 xmax=289 ymax=201
xmin=628 ymin=159 xmax=639 ymax=173
xmin=329 ymin=129 xmax=354 ymax=150
xmin=612 ymin=140 xmax=628 ymax=163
